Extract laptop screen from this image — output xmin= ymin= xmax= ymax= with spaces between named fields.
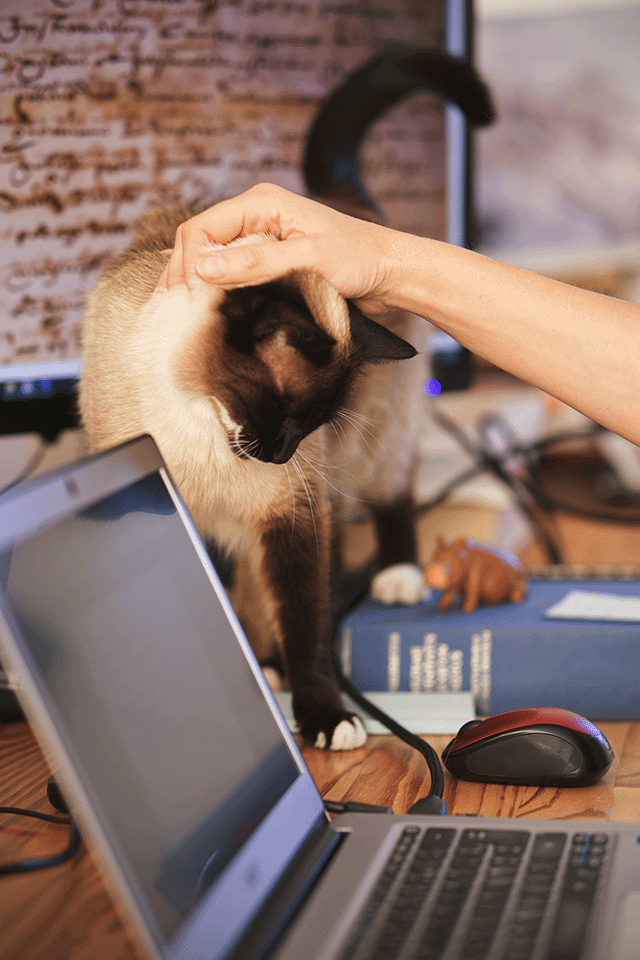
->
xmin=0 ymin=466 xmax=300 ymax=944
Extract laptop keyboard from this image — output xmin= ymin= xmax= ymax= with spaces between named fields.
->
xmin=340 ymin=825 xmax=609 ymax=960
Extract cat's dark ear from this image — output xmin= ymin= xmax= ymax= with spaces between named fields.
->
xmin=347 ymin=302 xmax=418 ymax=363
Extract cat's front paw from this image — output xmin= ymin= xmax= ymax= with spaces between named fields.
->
xmin=313 ymin=716 xmax=367 ymax=751
xmin=293 ymin=682 xmax=367 ymax=751
xmin=371 ymin=563 xmax=429 ymax=605
xmin=297 ymin=705 xmax=367 ymax=751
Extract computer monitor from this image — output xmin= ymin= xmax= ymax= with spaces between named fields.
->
xmin=0 ymin=364 xmax=80 ymax=443
xmin=0 ymin=0 xmax=480 ymax=442
xmin=437 ymin=0 xmax=479 ymax=391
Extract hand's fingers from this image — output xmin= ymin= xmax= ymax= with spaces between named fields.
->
xmin=162 ymin=197 xmax=269 ymax=290
xmin=195 ymin=235 xmax=315 ymax=288
xmin=167 ymin=186 xmax=334 ymax=288
xmin=187 ymin=183 xmax=325 ymax=245
xmin=157 ymin=185 xmax=390 ymax=302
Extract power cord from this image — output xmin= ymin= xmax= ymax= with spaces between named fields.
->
xmin=0 ymin=777 xmax=81 ymax=875
xmin=421 ymin=404 xmax=564 ymax=564
xmin=0 ymin=807 xmax=81 ymax=875
xmin=416 ymin=405 xmax=640 ymax=567
xmin=332 ymin=652 xmax=447 ymax=815
xmin=330 ymin=575 xmax=448 ymax=817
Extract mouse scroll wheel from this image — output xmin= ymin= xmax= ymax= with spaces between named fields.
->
xmin=458 ymin=720 xmax=484 ymax=735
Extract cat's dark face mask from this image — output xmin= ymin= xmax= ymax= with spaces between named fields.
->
xmin=215 ymin=281 xmax=417 ymax=465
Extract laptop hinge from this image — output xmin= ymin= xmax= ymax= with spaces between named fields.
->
xmin=229 ymin=812 xmax=345 ymax=960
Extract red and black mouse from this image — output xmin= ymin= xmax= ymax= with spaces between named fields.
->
xmin=442 ymin=707 xmax=614 ymax=787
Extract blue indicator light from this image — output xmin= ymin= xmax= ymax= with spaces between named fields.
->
xmin=424 ymin=379 xmax=442 ymax=397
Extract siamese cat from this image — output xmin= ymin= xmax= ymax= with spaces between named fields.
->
xmin=79 ymin=212 xmax=413 ymax=751
xmin=79 ymin=48 xmax=494 ymax=751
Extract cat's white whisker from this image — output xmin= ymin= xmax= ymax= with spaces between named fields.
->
xmin=340 ymin=407 xmax=379 ymax=429
xmin=292 ymin=455 xmax=318 ymax=515
xmin=327 ymin=418 xmax=349 ymax=460
xmin=334 ymin=410 xmax=380 ymax=453
xmin=283 ymin=463 xmax=297 ymax=535
xmin=296 ymin=451 xmax=365 ymax=502
xmin=328 ymin=418 xmax=347 ymax=444
xmin=291 ymin=454 xmax=319 ymax=547
xmin=297 ymin=449 xmax=354 ymax=478
xmin=336 ymin=407 xmax=383 ymax=445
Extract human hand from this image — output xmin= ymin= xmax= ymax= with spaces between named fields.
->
xmin=157 ymin=182 xmax=402 ymax=315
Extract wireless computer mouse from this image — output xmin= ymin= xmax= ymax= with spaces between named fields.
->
xmin=442 ymin=707 xmax=614 ymax=787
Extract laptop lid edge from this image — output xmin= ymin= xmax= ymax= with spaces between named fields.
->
xmin=0 ymin=434 xmax=329 ymax=960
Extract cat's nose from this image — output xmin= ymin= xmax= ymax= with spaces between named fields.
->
xmin=270 ymin=423 xmax=305 ymax=464
xmin=271 ymin=437 xmax=301 ymax=464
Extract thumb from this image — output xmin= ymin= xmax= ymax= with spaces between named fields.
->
xmin=196 ymin=239 xmax=297 ymax=287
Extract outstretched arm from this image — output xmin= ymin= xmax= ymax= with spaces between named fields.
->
xmin=160 ymin=183 xmax=640 ymax=446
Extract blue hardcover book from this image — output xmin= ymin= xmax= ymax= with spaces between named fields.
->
xmin=339 ymin=574 xmax=640 ymax=720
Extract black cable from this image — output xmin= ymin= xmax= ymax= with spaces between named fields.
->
xmin=421 ymin=407 xmax=640 ymax=554
xmin=0 ymin=439 xmax=50 ymax=497
xmin=0 ymin=806 xmax=69 ymax=824
xmin=333 ymin=654 xmax=447 ymax=814
xmin=331 ymin=580 xmax=447 ymax=817
xmin=479 ymin=419 xmax=640 ymax=523
xmin=475 ymin=444 xmax=564 ymax=565
xmin=0 ymin=806 xmax=81 ymax=875
xmin=517 ymin=473 xmax=640 ymax=525
xmin=425 ymin=404 xmax=564 ymax=564
xmin=528 ymin=424 xmax=606 ymax=453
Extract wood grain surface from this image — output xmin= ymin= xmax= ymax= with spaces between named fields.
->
xmin=1 ymin=716 xmax=639 ymax=960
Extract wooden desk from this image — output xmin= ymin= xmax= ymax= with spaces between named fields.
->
xmin=2 ymin=718 xmax=639 ymax=960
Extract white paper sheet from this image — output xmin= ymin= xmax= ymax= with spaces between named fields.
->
xmin=545 ymin=588 xmax=640 ymax=623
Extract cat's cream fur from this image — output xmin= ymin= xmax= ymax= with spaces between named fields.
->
xmin=82 ymin=241 xmax=347 ymax=547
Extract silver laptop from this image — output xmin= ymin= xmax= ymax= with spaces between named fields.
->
xmin=1 ymin=434 xmax=639 ymax=960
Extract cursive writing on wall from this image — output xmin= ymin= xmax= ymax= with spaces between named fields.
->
xmin=1 ymin=0 xmax=445 ymax=367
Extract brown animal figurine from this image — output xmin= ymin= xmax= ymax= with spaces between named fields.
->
xmin=424 ymin=537 xmax=528 ymax=613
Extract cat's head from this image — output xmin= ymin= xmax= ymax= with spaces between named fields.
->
xmin=184 ymin=270 xmax=417 ymax=465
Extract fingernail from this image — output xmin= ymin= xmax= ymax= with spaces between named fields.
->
xmin=197 ymin=255 xmax=226 ymax=280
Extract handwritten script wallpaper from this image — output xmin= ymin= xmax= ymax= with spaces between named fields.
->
xmin=1 ymin=0 xmax=445 ymax=369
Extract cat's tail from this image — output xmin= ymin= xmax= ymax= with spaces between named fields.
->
xmin=302 ymin=46 xmax=495 ymax=215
